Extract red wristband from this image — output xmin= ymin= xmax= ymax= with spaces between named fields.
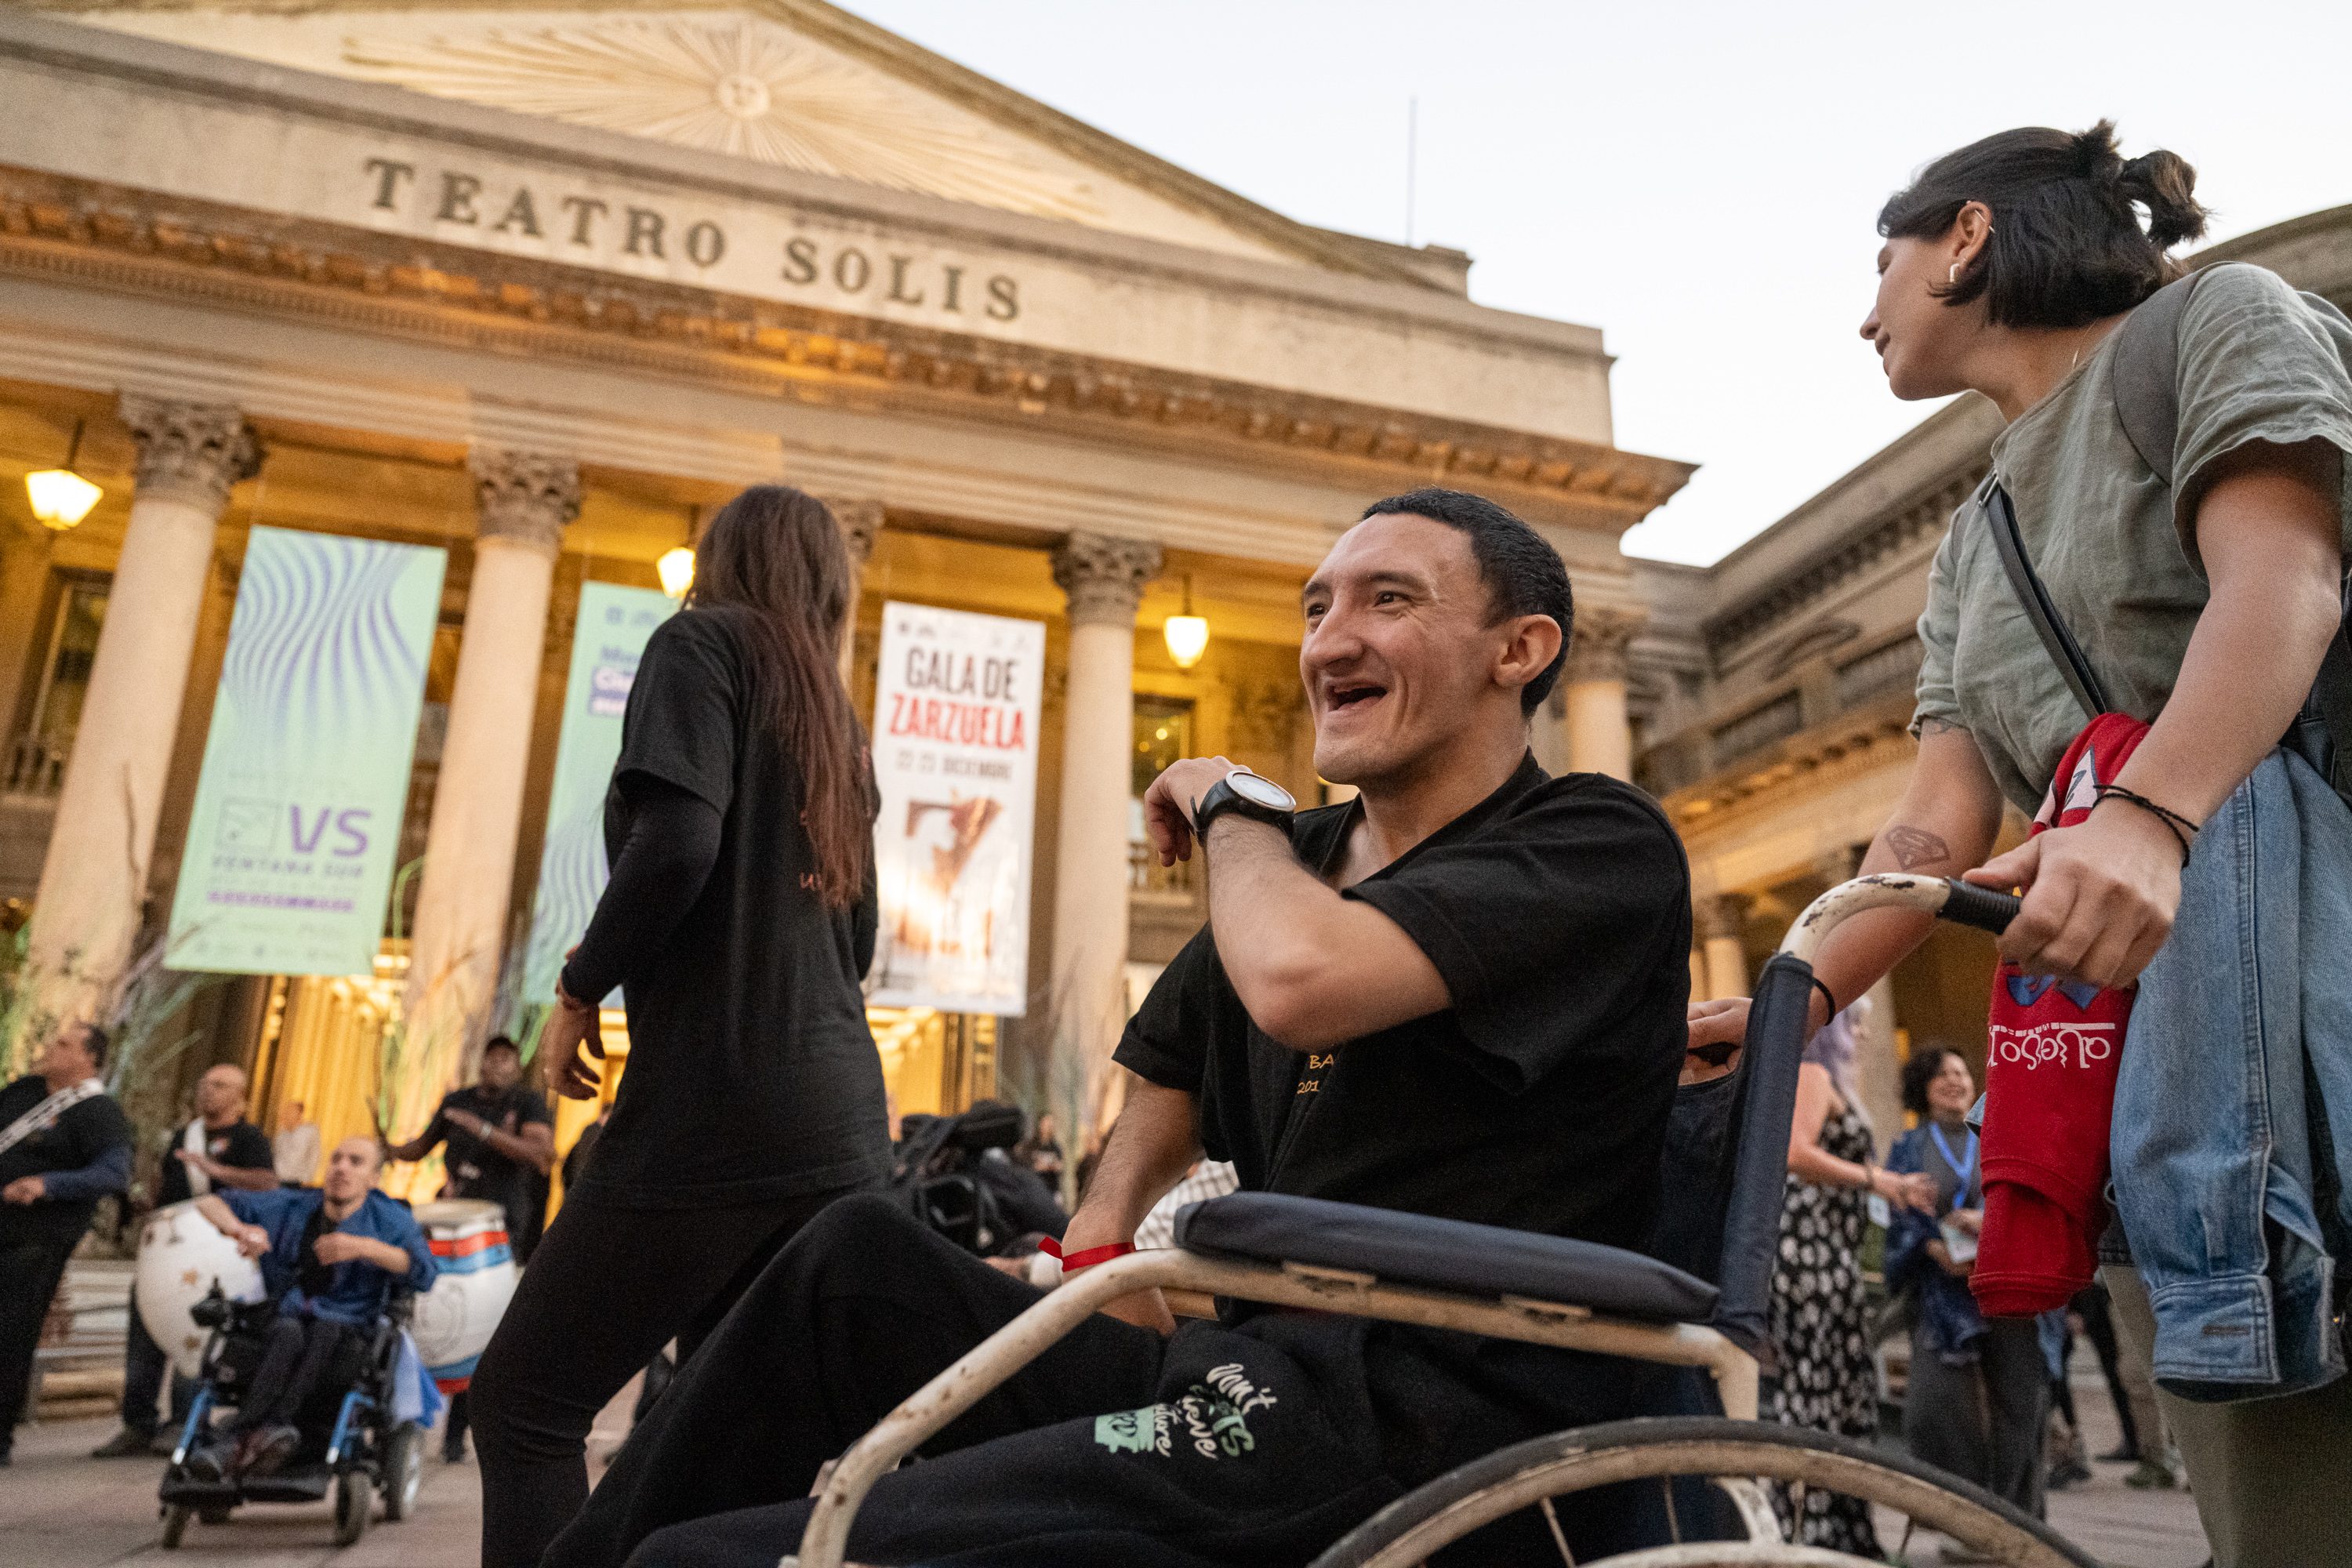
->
xmin=1039 ymin=1237 xmax=1134 ymax=1272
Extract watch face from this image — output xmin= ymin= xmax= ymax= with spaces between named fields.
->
xmin=1226 ymin=771 xmax=1296 ymax=811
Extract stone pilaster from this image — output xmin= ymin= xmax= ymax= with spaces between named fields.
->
xmin=824 ymin=496 xmax=884 ymax=684
xmin=1561 ymin=604 xmax=1645 ymax=782
xmin=396 ymin=448 xmax=577 ymax=1135
xmin=1699 ymin=893 xmax=1751 ymax=1001
xmin=1047 ymin=532 xmax=1161 ymax=1138
xmin=28 ymin=397 xmax=261 ymax=1025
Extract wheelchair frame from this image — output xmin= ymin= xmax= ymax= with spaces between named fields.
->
xmin=791 ymin=874 xmax=2090 ymax=1568
xmin=157 ymin=1286 xmax=426 ymax=1548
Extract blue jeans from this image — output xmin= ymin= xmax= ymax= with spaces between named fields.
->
xmin=2112 ymin=748 xmax=2352 ymax=1399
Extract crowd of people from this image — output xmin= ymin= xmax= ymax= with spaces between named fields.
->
xmin=0 ymin=114 xmax=2348 ymax=1568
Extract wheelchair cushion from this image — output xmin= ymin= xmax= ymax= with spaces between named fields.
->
xmin=1174 ymin=1192 xmax=1720 ymax=1324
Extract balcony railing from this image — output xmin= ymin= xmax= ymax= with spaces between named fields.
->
xmin=1128 ymin=841 xmax=1200 ymax=901
xmin=5 ymin=735 xmax=67 ymax=797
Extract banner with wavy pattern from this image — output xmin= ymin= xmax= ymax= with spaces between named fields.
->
xmin=519 ymin=582 xmax=677 ymax=1011
xmin=167 ymin=526 xmax=447 ymax=975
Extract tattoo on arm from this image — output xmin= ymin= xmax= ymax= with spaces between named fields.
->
xmin=1915 ymin=717 xmax=1968 ymax=738
xmin=1886 ymin=825 xmax=1951 ymax=869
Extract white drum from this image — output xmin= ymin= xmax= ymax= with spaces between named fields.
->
xmin=410 ymin=1199 xmax=517 ymax=1392
xmin=136 ymin=1199 xmax=266 ymax=1379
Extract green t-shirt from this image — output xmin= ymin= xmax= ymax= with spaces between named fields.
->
xmin=1914 ymin=263 xmax=2352 ymax=813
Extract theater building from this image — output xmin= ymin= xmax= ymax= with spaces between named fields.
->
xmin=1628 ymin=202 xmax=2352 ymax=1138
xmin=0 ymin=2 xmax=1690 ymax=1190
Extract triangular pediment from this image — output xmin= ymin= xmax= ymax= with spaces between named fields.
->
xmin=42 ymin=0 xmax=1432 ymax=281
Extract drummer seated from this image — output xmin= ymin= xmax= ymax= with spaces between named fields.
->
xmin=184 ymin=1137 xmax=436 ymax=1481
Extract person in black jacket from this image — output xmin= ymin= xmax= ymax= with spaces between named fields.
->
xmin=0 ymin=1022 xmax=131 ymax=1465
xmin=468 ymin=486 xmax=892 ymax=1567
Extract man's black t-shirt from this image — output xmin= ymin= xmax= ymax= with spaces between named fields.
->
xmin=425 ymin=1086 xmax=553 ymax=1228
xmin=157 ymin=1118 xmax=276 ymax=1207
xmin=0 ymin=1075 xmax=134 ymax=1247
xmin=568 ymin=608 xmax=892 ymax=1210
xmin=1114 ymin=755 xmax=1692 ymax=1254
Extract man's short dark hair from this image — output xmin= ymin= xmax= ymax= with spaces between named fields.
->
xmin=77 ymin=1022 xmax=110 ymax=1073
xmin=482 ymin=1035 xmax=520 ymax=1058
xmin=1359 ymin=488 xmax=1573 ymax=713
xmin=1900 ymin=1044 xmax=1962 ymax=1116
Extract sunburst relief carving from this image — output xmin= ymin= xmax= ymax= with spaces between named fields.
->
xmin=343 ymin=19 xmax=1103 ymax=223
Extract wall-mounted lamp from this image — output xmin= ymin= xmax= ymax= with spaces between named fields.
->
xmin=25 ymin=419 xmax=102 ymax=532
xmin=657 ymin=545 xmax=695 ymax=598
xmin=1162 ymin=575 xmax=1208 ymax=670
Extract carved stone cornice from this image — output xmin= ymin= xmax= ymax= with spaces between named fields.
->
xmin=0 ymin=169 xmax=1693 ymax=529
xmin=1563 ymin=604 xmax=1647 ymax=684
xmin=1051 ymin=532 xmax=1161 ymax=627
xmin=117 ymin=393 xmax=260 ymax=514
xmin=823 ymin=496 xmax=885 ymax=572
xmin=468 ymin=446 xmax=579 ymax=555
xmin=1701 ymin=473 xmax=1974 ymax=663
xmin=1697 ymin=894 xmax=1751 ymax=944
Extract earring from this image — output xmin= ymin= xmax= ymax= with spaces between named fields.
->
xmin=1948 ymin=264 xmax=1960 ymax=284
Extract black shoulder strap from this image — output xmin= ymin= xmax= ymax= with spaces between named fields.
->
xmin=2109 ymin=269 xmax=2208 ymax=485
xmin=1980 ymin=476 xmax=2111 ymax=722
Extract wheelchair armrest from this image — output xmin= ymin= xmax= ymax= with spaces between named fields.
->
xmin=1172 ymin=1193 xmax=1719 ymax=1324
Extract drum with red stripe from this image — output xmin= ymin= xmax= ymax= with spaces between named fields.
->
xmin=411 ymin=1199 xmax=518 ymax=1392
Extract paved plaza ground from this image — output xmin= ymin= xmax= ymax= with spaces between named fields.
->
xmin=5 ymin=1363 xmax=2209 ymax=1567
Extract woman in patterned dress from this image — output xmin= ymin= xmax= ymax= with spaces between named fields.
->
xmin=1769 ymin=1005 xmax=1938 ymax=1553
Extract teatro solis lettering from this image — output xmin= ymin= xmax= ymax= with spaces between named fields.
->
xmin=361 ymin=159 xmax=1019 ymax=319
xmin=886 ymin=648 xmax=1029 ymax=749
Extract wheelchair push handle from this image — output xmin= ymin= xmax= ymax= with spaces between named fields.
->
xmin=1777 ymin=873 xmax=2020 ymax=964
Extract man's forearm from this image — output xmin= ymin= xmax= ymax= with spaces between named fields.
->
xmin=194 ymin=1194 xmax=241 ymax=1236
xmin=1061 ymin=1079 xmax=1202 ymax=1253
xmin=1203 ymin=816 xmax=1444 ymax=1050
xmin=477 ymin=1123 xmax=555 ymax=1174
xmin=209 ymin=1163 xmax=281 ymax=1192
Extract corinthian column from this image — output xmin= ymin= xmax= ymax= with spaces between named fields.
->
xmin=1049 ymin=532 xmax=1161 ymax=1136
xmin=1563 ymin=605 xmax=1645 ymax=781
xmin=29 ymin=396 xmax=260 ymax=1022
xmin=1700 ymin=894 xmax=1752 ymax=1002
xmin=397 ymin=449 xmax=576 ymax=1129
xmin=824 ymin=496 xmax=884 ymax=687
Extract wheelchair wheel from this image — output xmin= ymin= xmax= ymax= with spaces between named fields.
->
xmin=333 ymin=1467 xmax=373 ymax=1547
xmin=159 ymin=1504 xmax=191 ymax=1549
xmin=1308 ymin=1417 xmax=2101 ymax=1568
xmin=382 ymin=1421 xmax=425 ymax=1521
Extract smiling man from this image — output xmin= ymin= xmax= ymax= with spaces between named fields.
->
xmin=546 ymin=488 xmax=1694 ymax=1568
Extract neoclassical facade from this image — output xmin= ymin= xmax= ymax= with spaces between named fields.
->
xmin=0 ymin=2 xmax=1689 ymax=1176
xmin=1628 ymin=201 xmax=2352 ymax=1136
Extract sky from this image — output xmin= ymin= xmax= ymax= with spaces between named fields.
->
xmin=841 ymin=1 xmax=2352 ymax=565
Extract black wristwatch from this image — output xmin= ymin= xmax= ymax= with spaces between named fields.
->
xmin=1192 ymin=769 xmax=1298 ymax=837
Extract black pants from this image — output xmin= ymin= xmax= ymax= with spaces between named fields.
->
xmin=1904 ymin=1316 xmax=2049 ymax=1517
xmin=470 ymin=1178 xmax=878 ymax=1568
xmin=550 ymin=1194 xmax=1694 ymax=1568
xmin=230 ymin=1314 xmax=361 ymax=1433
xmin=121 ymin=1283 xmax=197 ymax=1438
xmin=0 ymin=1231 xmax=78 ymax=1458
xmin=2070 ymin=1282 xmax=2139 ymax=1457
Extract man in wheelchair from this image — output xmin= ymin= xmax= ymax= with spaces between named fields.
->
xmin=183 ymin=1136 xmax=437 ymax=1480
xmin=544 ymin=488 xmax=1697 ymax=1568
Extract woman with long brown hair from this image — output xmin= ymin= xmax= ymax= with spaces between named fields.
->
xmin=469 ymin=486 xmax=891 ymax=1567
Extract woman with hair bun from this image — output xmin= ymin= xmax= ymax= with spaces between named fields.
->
xmin=468 ymin=486 xmax=891 ymax=1567
xmin=1690 ymin=121 xmax=2352 ymax=1566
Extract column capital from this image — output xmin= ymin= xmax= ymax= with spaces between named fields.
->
xmin=118 ymin=394 xmax=262 ymax=514
xmin=468 ymin=447 xmax=580 ymax=556
xmin=1051 ymin=532 xmax=1162 ymax=627
xmin=822 ymin=496 xmax=885 ymax=572
xmin=1563 ymin=603 xmax=1647 ymax=684
xmin=1698 ymin=892 xmax=1751 ymax=944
